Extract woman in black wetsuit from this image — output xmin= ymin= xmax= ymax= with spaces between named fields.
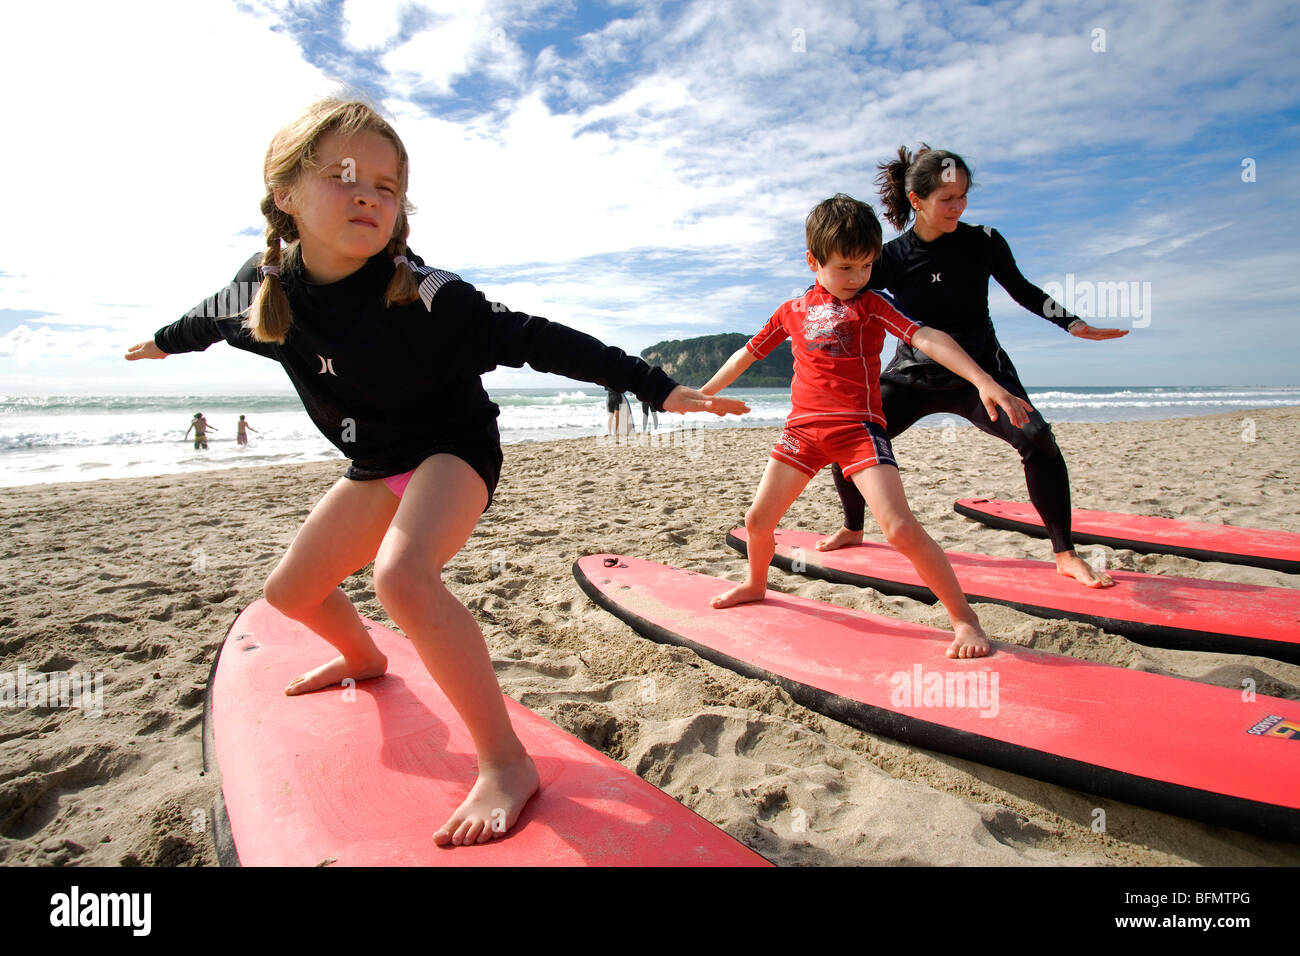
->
xmin=820 ymin=145 xmax=1127 ymax=587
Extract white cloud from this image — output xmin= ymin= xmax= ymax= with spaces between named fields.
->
xmin=0 ymin=0 xmax=336 ymax=342
xmin=341 ymin=0 xmax=410 ymax=50
xmin=2 ymin=0 xmax=1297 ymax=392
xmin=381 ymin=0 xmax=533 ymax=95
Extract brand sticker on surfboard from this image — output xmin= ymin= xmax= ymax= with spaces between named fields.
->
xmin=1246 ymin=715 xmax=1300 ymax=740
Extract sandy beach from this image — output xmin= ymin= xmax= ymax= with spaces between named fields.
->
xmin=1 ymin=406 xmax=1297 ymax=867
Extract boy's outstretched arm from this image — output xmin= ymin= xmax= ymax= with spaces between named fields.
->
xmin=910 ymin=327 xmax=1034 ymax=428
xmin=700 ymin=346 xmax=758 ymax=396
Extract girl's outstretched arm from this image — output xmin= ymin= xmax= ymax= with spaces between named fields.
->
xmin=146 ymin=254 xmax=280 ymax=362
xmin=125 ymin=341 xmax=168 ymax=360
xmin=662 ymin=384 xmax=749 ymax=416
xmin=445 ymin=280 xmax=749 ymax=416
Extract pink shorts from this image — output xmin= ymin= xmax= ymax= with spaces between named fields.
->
xmin=771 ymin=421 xmax=897 ymax=478
xmin=383 ymin=469 xmax=415 ymax=498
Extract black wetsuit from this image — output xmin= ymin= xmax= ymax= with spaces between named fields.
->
xmin=831 ymin=223 xmax=1080 ymax=552
xmin=154 ymin=250 xmax=677 ymax=507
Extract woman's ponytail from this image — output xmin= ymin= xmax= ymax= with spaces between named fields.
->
xmin=874 ymin=144 xmax=915 ymax=231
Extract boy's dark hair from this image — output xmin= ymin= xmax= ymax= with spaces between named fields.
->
xmin=805 ymin=193 xmax=883 ymax=265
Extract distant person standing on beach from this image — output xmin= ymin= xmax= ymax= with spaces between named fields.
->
xmin=236 ymin=415 xmax=258 ymax=447
xmin=819 ymin=145 xmax=1127 ymax=588
xmin=606 ymin=387 xmax=623 ymax=437
xmin=185 ymin=413 xmax=216 ymax=450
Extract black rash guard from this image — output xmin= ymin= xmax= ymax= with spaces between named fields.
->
xmin=153 ymin=250 xmax=677 ymax=481
xmin=830 ymin=223 xmax=1080 ymax=552
xmin=867 ymin=221 xmax=1079 ymax=387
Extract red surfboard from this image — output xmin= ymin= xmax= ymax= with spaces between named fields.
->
xmin=955 ymin=498 xmax=1300 ymax=574
xmin=202 ymin=601 xmax=769 ymax=867
xmin=573 ymin=554 xmax=1300 ymax=842
xmin=727 ymin=528 xmax=1300 ymax=665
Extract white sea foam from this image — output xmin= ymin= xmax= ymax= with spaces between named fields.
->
xmin=0 ymin=386 xmax=1296 ymax=487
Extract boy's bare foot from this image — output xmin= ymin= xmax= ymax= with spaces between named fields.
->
xmin=1055 ymin=550 xmax=1115 ymax=588
xmin=947 ymin=622 xmax=990 ymax=659
xmin=434 ymin=752 xmax=540 ymax=847
xmin=711 ymin=583 xmax=767 ymax=609
xmin=815 ymin=527 xmax=863 ymax=552
xmin=284 ymin=652 xmax=388 ymax=695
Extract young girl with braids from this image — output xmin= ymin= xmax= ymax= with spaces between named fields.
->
xmin=819 ymin=146 xmax=1127 ymax=588
xmin=125 ymin=99 xmax=747 ymax=847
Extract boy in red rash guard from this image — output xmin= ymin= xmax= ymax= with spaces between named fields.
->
xmin=700 ymin=194 xmax=1033 ymax=658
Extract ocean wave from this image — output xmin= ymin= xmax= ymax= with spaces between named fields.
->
xmin=0 ymin=394 xmax=301 ymax=415
xmin=1032 ymin=399 xmax=1297 ymax=409
xmin=1029 ymin=389 xmax=1299 ymax=402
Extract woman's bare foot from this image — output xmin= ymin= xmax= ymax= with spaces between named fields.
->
xmin=434 ymin=751 xmax=540 ymax=847
xmin=947 ymin=621 xmax=990 ymax=659
xmin=711 ymin=582 xmax=767 ymax=609
xmin=1055 ymin=550 xmax=1115 ymax=588
xmin=816 ymin=527 xmax=863 ymax=551
xmin=284 ymin=652 xmax=388 ymax=695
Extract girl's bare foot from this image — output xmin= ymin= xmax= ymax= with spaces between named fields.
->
xmin=816 ymin=527 xmax=863 ymax=551
xmin=947 ymin=622 xmax=990 ymax=659
xmin=284 ymin=652 xmax=388 ymax=695
xmin=1055 ymin=550 xmax=1115 ymax=588
xmin=711 ymin=582 xmax=767 ymax=609
xmin=434 ymin=752 xmax=540 ymax=846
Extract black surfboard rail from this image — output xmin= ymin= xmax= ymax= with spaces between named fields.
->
xmin=201 ymin=606 xmax=245 ymax=868
xmin=725 ymin=531 xmax=1300 ymax=666
xmin=573 ymin=555 xmax=1300 ymax=845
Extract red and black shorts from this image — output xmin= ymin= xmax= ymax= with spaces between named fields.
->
xmin=771 ymin=420 xmax=897 ymax=479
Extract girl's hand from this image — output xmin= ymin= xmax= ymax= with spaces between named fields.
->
xmin=125 ymin=340 xmax=167 ymax=360
xmin=1069 ymin=320 xmax=1128 ymax=340
xmin=979 ymin=382 xmax=1033 ymax=428
xmin=662 ymin=385 xmax=750 ymax=417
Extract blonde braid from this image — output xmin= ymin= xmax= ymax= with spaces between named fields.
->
xmin=247 ymin=193 xmax=297 ymax=344
xmin=385 ymin=210 xmax=419 ymax=306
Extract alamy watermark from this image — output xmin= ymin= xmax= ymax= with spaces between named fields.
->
xmin=889 ymin=664 xmax=999 ymax=718
xmin=638 ymin=676 xmax=659 ymax=704
xmin=49 ymin=886 xmax=150 ymax=936
xmin=184 ymin=282 xmax=259 ymax=319
xmin=1 ymin=666 xmax=104 ymax=718
xmin=598 ymin=424 xmax=705 ymax=459
xmin=1042 ymin=274 xmax=1151 ymax=328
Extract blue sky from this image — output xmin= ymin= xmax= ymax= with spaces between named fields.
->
xmin=1 ymin=0 xmax=1297 ymax=392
